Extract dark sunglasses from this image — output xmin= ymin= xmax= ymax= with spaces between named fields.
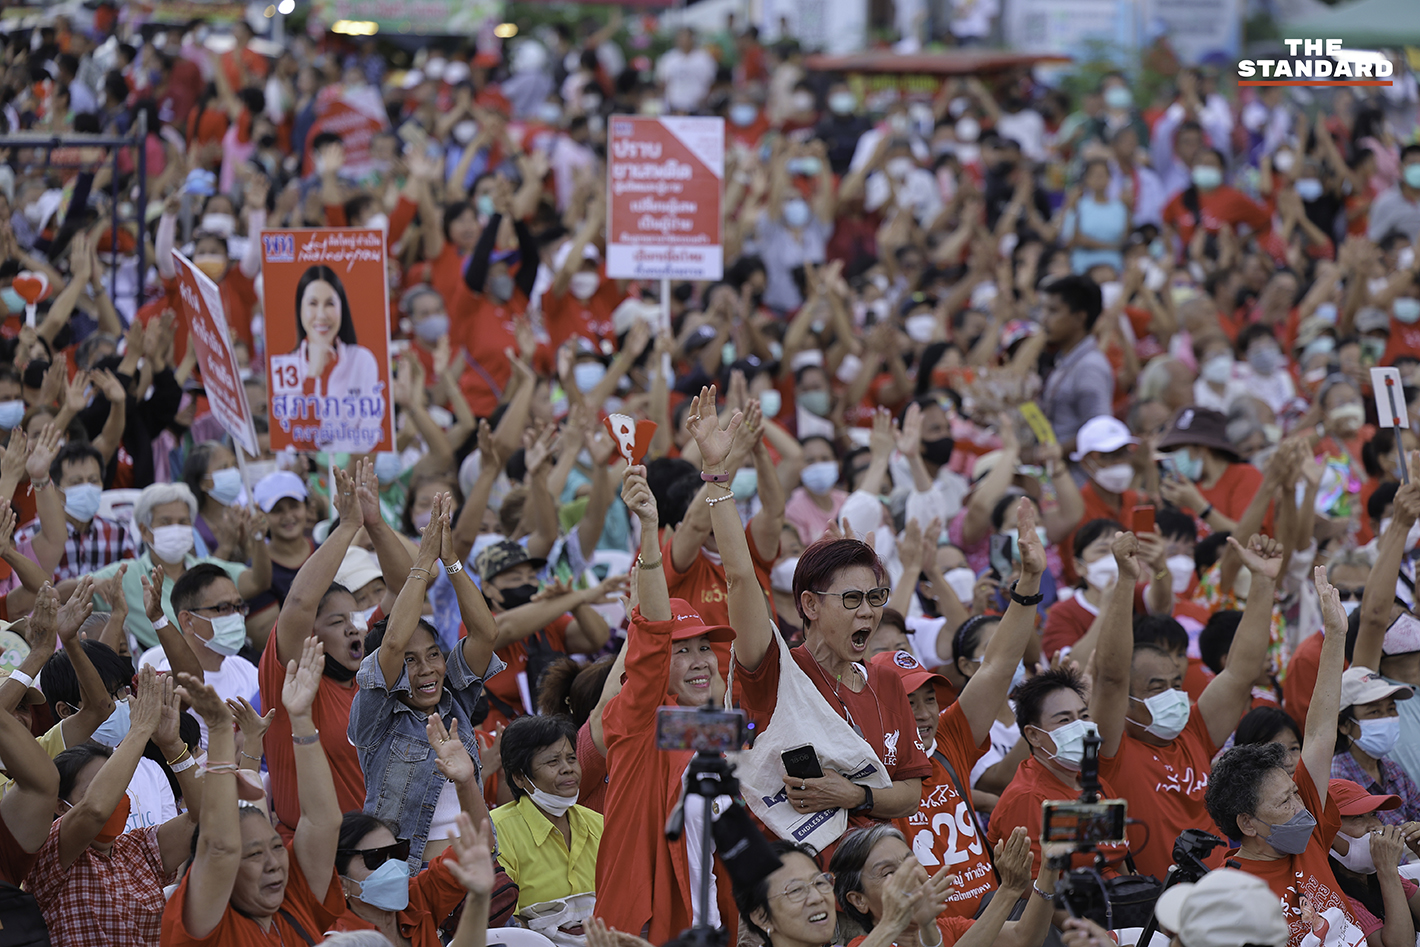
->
xmin=1334 ymin=588 xmax=1364 ymax=602
xmin=338 ymin=839 xmax=410 ymax=871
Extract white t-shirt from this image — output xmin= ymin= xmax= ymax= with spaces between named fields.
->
xmin=126 ymin=756 xmax=179 ymax=833
xmin=138 ymin=645 xmax=260 ymax=749
xmin=655 ymin=49 xmax=716 ymax=113
xmin=968 ymin=715 xmax=1021 ymax=787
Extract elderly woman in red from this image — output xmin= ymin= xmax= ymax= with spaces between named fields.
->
xmin=593 ymin=463 xmax=738 ymax=942
xmin=690 ymin=386 xmax=930 ymax=834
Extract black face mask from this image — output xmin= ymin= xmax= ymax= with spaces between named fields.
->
xmin=495 ymin=583 xmax=538 ymax=611
xmin=323 ymin=653 xmax=357 ymax=682
xmin=922 ymin=436 xmax=955 ymax=466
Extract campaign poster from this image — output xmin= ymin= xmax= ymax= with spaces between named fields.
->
xmin=606 ymin=115 xmax=724 ymax=282
xmin=259 ymin=229 xmax=394 ymax=454
xmin=300 ymin=85 xmax=391 ymax=180
xmin=172 ymin=250 xmax=260 ymax=457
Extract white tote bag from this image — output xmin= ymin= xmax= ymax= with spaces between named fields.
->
xmin=729 ymin=629 xmax=892 ymax=853
xmin=520 ymin=892 xmax=597 ymax=947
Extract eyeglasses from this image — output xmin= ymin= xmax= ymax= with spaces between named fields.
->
xmin=192 ymin=602 xmax=250 ymax=617
xmin=813 ymin=587 xmax=890 ymax=609
xmin=110 ymin=685 xmax=132 ymax=701
xmin=1334 ymin=588 xmax=1364 ymax=602
xmin=338 ymin=839 xmax=410 ymax=871
xmin=773 ymin=873 xmax=834 ymax=905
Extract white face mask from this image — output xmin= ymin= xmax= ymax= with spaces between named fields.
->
xmin=1128 ymin=689 xmax=1192 ymax=741
xmin=530 ymin=783 xmax=579 ymax=817
xmin=944 ymin=567 xmax=976 ymax=604
xmin=569 ymin=271 xmax=600 ymax=300
xmin=1089 ymin=462 xmax=1134 ymax=494
xmin=1084 ymin=555 xmax=1119 ymax=590
xmin=200 ymin=212 xmax=235 ymax=238
xmin=1166 ymin=554 xmax=1195 ymax=592
xmin=149 ymin=524 xmax=195 ymax=563
xmin=1332 ymin=831 xmax=1377 ymax=874
xmin=771 ymin=556 xmax=799 ymax=594
xmin=1034 ymin=719 xmax=1099 ymax=771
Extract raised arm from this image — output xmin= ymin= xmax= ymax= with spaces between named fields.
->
xmin=1356 ymin=477 xmax=1420 ymax=670
xmin=174 ymin=673 xmax=239 ymax=940
xmin=689 ymin=386 xmax=774 ymax=669
xmin=355 ymin=458 xmax=412 ymax=615
xmin=154 ymin=675 xmax=204 ymax=874
xmin=276 ymin=467 xmax=360 ymax=665
xmin=0 ymin=676 xmax=59 ymax=854
xmin=380 ymin=495 xmax=446 ymax=687
xmin=25 ymin=423 xmax=67 ymax=577
xmin=138 ymin=563 xmax=204 ymax=687
xmin=748 ymin=432 xmax=786 ymax=566
xmin=1305 ymin=568 xmax=1348 ymax=809
xmin=1198 ymin=535 xmax=1281 ymax=748
xmin=624 ymin=464 xmax=669 ymax=621
xmin=56 ymin=665 xmax=163 ymax=867
xmin=959 ymin=498 xmax=1045 ymax=747
xmin=54 ymin=576 xmax=118 ymax=745
xmin=1092 ymin=530 xmax=1144 ymax=759
xmin=446 ymin=813 xmax=496 ymax=947
xmin=577 ymin=429 xmax=617 ymax=561
xmin=286 ymin=636 xmax=341 ymax=894
xmin=453 ymin=420 xmax=505 ymax=563
xmin=440 ymin=498 xmax=498 ymax=677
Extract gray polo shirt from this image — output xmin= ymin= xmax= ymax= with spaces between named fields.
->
xmin=1041 ymin=335 xmax=1115 ymax=445
xmin=1367 ymin=186 xmax=1420 ymax=242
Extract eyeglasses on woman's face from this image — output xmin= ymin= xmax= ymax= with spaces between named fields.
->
xmin=813 ymin=587 xmax=890 ymax=610
xmin=772 ymin=872 xmax=834 ymax=905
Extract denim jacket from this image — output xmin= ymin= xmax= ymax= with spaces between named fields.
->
xmin=349 ymin=643 xmax=505 ymax=866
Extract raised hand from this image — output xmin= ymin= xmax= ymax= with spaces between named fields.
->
xmin=226 ymin=695 xmax=275 ymax=748
xmin=427 ymin=714 xmax=477 ymax=786
xmin=332 ymin=466 xmax=360 ymax=525
xmin=0 ymin=502 xmax=15 ymax=559
xmin=93 ymin=369 xmax=127 ymax=403
xmin=868 ymin=406 xmax=895 ymax=462
xmin=1228 ymin=534 xmax=1283 ymax=580
xmin=1111 ymin=529 xmax=1142 ymax=581
xmin=587 ymin=427 xmax=616 ymax=467
xmin=282 ymin=636 xmax=326 ymax=718
xmin=910 ymin=865 xmax=957 ymax=932
xmin=524 ymin=423 xmax=557 ymax=476
xmin=438 ymin=497 xmax=459 ymax=566
xmin=897 ymin=401 xmax=923 ymax=457
xmin=27 ymin=582 xmax=59 ymax=651
xmin=129 ymin=665 xmax=163 ymax=739
xmin=1314 ymin=565 xmax=1346 ymax=634
xmin=154 ymin=673 xmax=185 ymax=752
xmin=26 ymin=422 xmax=61 ymax=483
xmin=622 ymin=465 xmax=657 ymax=527
xmin=56 ymin=575 xmax=95 ymax=643
xmin=583 ymin=573 xmax=630 ymax=606
xmin=686 ymin=385 xmax=743 ymax=472
xmin=1015 ymin=498 xmax=1046 ymax=577
xmin=878 ymin=855 xmax=926 ymax=933
xmin=445 ymin=812 xmax=496 ymax=896
xmin=64 ymin=371 xmax=92 ymax=413
xmin=355 ymin=457 xmax=383 ymax=528
xmin=476 ymin=418 xmax=505 ymax=474
xmin=173 ymin=672 xmax=232 ymax=728
xmin=141 ymin=563 xmax=166 ymax=623
xmin=995 ymin=825 xmax=1033 ymax=892
xmin=1369 ymin=824 xmax=1405 ymax=872
xmin=0 ymin=428 xmax=27 ymax=485
xmin=418 ymin=493 xmax=446 ymax=566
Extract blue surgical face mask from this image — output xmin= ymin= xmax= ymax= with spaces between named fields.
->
xmin=1191 ymin=165 xmax=1223 ymax=191
xmin=729 ymin=103 xmax=758 ymax=127
xmin=91 ymin=698 xmax=132 ymax=748
xmin=573 ymin=362 xmax=606 ymax=393
xmin=475 ymin=194 xmax=496 ymax=218
xmin=1161 ymin=448 xmax=1204 ymax=483
xmin=0 ymin=399 xmax=24 ymax=430
xmin=731 ymin=468 xmax=758 ymax=501
xmin=783 ymin=198 xmax=811 ymax=228
xmin=798 ymin=390 xmax=831 ymax=417
xmin=800 ymin=460 xmax=838 ymax=496
xmin=208 ymin=467 xmax=243 ymax=506
xmin=1354 ymin=717 xmax=1401 ymax=758
xmin=64 ymin=483 xmax=103 ymax=522
xmin=759 ymin=389 xmax=782 ymax=419
xmin=374 ymin=452 xmax=403 ymax=485
xmin=413 ymin=313 xmax=450 ymax=342
xmin=1295 ymin=178 xmax=1323 ymax=202
xmin=347 ymin=857 xmax=411 ymax=912
xmin=0 ymin=288 xmax=23 ymax=314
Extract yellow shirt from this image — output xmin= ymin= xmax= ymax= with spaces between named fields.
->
xmin=0 ymin=722 xmax=66 ymax=796
xmin=490 ymin=794 xmax=603 ymax=912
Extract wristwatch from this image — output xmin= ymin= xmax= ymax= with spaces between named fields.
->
xmin=850 ymin=784 xmax=874 ymax=814
xmin=1008 ymin=580 xmax=1044 ymax=607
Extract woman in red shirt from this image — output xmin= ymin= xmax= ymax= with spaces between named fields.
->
xmin=1163 ymin=149 xmax=1273 ymax=260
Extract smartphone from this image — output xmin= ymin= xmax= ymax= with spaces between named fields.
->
xmin=781 ymin=745 xmax=825 ymax=780
xmin=988 ymin=533 xmax=1013 ymax=579
xmin=1040 ymin=799 xmax=1128 ymax=846
xmin=1131 ymin=505 xmax=1155 ymax=535
xmin=655 ymin=706 xmax=747 ymax=753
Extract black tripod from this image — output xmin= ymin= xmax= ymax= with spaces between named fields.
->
xmin=666 ymin=751 xmax=738 ymax=947
xmin=1131 ymin=830 xmax=1226 ymax=947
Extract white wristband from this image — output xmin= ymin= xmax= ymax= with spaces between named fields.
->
xmin=170 ymin=756 xmax=197 ymax=774
xmin=5 ymin=669 xmax=33 ymax=689
xmin=152 ymin=616 xmax=170 ymax=631
xmin=445 ymin=560 xmax=464 ymax=576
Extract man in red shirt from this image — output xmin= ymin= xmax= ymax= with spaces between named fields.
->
xmin=542 ymin=202 xmax=625 ymax=351
xmin=1093 ymin=529 xmax=1280 ymax=879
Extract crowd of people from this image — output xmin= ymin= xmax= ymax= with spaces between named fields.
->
xmin=2 ymin=7 xmax=1420 ymax=947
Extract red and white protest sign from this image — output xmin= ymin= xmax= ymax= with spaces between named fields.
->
xmin=606 ymin=115 xmax=723 ymax=281
xmin=172 ymin=250 xmax=260 ymax=457
xmin=301 ymin=85 xmax=391 ymax=179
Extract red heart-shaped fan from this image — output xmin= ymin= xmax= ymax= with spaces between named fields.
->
xmin=11 ymin=272 xmax=48 ymax=305
xmin=602 ymin=414 xmax=657 ymax=466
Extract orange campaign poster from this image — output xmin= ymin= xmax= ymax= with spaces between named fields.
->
xmin=172 ymin=250 xmax=259 ymax=457
xmin=259 ymin=229 xmax=394 ymax=454
xmin=606 ymin=115 xmax=724 ymax=281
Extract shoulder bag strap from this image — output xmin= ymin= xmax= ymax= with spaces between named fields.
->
xmin=931 ymin=748 xmax=999 ymax=884
xmin=277 ymin=909 xmax=318 ymax=947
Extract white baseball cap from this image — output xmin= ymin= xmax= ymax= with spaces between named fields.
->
xmin=253 ymin=471 xmax=308 ymax=513
xmin=1154 ymin=869 xmax=1288 ymax=947
xmin=335 ymin=547 xmax=382 ymax=594
xmin=1069 ymin=415 xmax=1139 ymax=463
xmin=1339 ymin=666 xmax=1414 ymax=710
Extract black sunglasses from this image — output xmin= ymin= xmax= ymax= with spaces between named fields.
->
xmin=338 ymin=839 xmax=410 ymax=871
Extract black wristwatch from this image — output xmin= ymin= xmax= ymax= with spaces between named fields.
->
xmin=1009 ymin=581 xmax=1044 ymax=607
xmin=850 ymin=784 xmax=874 ymax=814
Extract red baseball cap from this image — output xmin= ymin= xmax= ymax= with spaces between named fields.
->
xmin=870 ymin=649 xmax=954 ymax=707
xmin=1328 ymin=779 xmax=1401 ymax=816
xmin=667 ymin=598 xmax=735 ymax=643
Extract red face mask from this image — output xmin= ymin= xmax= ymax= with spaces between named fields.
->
xmin=94 ymin=794 xmax=132 ymax=844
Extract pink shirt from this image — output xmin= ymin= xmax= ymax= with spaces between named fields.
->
xmin=784 ymin=487 xmax=847 ymax=546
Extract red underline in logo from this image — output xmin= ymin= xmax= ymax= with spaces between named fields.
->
xmin=1239 ymin=80 xmax=1393 ymax=86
